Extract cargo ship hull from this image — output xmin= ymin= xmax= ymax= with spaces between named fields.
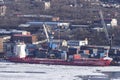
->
xmin=6 ymin=57 xmax=111 ymax=66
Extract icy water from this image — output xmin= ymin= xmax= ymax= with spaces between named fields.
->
xmin=0 ymin=62 xmax=120 ymax=80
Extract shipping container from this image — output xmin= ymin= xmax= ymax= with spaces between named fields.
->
xmin=68 ymin=47 xmax=77 ymax=55
xmin=73 ymin=54 xmax=81 ymax=60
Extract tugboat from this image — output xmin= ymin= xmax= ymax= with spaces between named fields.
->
xmin=5 ymin=42 xmax=112 ymax=66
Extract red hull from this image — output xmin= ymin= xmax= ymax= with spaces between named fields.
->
xmin=6 ymin=57 xmax=111 ymax=66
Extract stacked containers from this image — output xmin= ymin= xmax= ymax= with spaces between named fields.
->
xmin=68 ymin=47 xmax=78 ymax=60
xmin=81 ymin=50 xmax=89 ymax=58
xmin=97 ymin=48 xmax=104 ymax=58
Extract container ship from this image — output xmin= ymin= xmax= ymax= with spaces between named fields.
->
xmin=5 ymin=42 xmax=113 ymax=66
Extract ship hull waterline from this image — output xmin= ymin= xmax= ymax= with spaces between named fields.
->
xmin=5 ymin=57 xmax=111 ymax=66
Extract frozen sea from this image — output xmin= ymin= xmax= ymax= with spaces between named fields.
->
xmin=0 ymin=62 xmax=120 ymax=80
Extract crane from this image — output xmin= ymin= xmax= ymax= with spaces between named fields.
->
xmin=43 ymin=24 xmax=55 ymax=50
xmin=99 ymin=10 xmax=113 ymax=48
xmin=99 ymin=10 xmax=109 ymax=40
xmin=43 ymin=24 xmax=50 ymax=42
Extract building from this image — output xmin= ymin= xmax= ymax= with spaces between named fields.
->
xmin=38 ymin=1 xmax=51 ymax=10
xmin=44 ymin=1 xmax=51 ymax=10
xmin=84 ymin=0 xmax=100 ymax=5
xmin=85 ymin=0 xmax=99 ymax=1
xmin=11 ymin=34 xmax=38 ymax=44
xmin=0 ymin=0 xmax=6 ymax=16
xmin=18 ymin=21 xmax=70 ymax=32
xmin=52 ymin=17 xmax=60 ymax=21
xmin=0 ymin=29 xmax=30 ymax=35
xmin=69 ymin=25 xmax=89 ymax=30
xmin=0 ymin=36 xmax=11 ymax=53
xmin=67 ymin=38 xmax=88 ymax=47
xmin=111 ymin=18 xmax=117 ymax=27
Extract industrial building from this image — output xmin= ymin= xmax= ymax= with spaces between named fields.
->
xmin=11 ymin=34 xmax=38 ymax=44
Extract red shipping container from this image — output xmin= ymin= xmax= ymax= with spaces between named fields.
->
xmin=73 ymin=54 xmax=81 ymax=60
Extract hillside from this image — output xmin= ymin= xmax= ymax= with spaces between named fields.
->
xmin=0 ymin=0 xmax=120 ymax=28
xmin=0 ymin=0 xmax=120 ymax=45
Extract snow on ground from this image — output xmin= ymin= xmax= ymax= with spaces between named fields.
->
xmin=0 ymin=62 xmax=120 ymax=80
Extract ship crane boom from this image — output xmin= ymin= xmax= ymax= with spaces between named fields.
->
xmin=99 ymin=10 xmax=111 ymax=45
xmin=43 ymin=24 xmax=50 ymax=42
